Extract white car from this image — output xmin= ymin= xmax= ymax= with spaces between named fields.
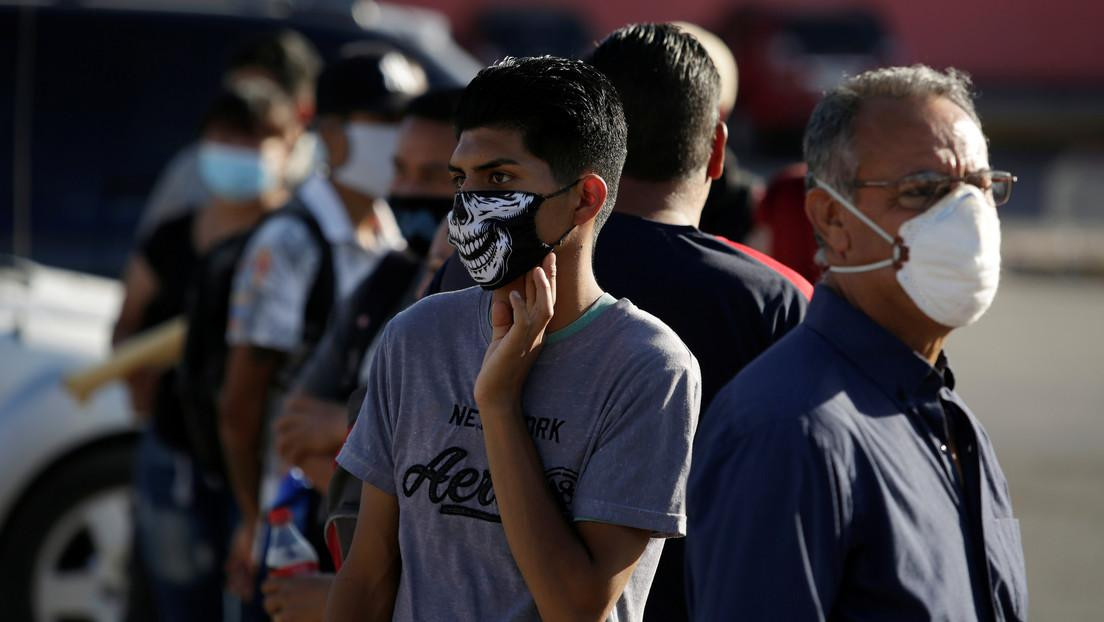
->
xmin=0 ymin=3 xmax=482 ymax=619
xmin=0 ymin=256 xmax=138 ymax=622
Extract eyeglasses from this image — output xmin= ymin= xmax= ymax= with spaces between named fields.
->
xmin=851 ymin=169 xmax=1017 ymax=211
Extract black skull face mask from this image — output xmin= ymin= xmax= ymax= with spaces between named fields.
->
xmin=448 ymin=181 xmax=578 ymax=290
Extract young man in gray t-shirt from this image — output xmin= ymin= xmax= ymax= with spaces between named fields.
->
xmin=327 ymin=56 xmax=701 ymax=622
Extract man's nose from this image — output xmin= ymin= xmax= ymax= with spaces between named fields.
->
xmin=451 ymin=195 xmax=472 ymax=225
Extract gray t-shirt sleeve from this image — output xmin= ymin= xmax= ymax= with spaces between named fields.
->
xmin=335 ymin=323 xmax=396 ymax=495
xmin=572 ymin=347 xmax=702 ymax=539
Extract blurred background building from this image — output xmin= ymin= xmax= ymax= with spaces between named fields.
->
xmin=1 ymin=1 xmax=1101 ymax=620
xmin=6 ymin=0 xmax=1103 ymax=276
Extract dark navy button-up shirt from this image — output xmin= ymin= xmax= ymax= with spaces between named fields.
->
xmin=687 ymin=284 xmax=1027 ymax=621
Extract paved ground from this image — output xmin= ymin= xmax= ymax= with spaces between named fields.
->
xmin=948 ymin=271 xmax=1104 ymax=620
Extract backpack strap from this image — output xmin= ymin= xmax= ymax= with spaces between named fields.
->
xmin=324 ymin=385 xmax=371 ymax=569
xmin=177 ymin=228 xmax=256 ymax=481
xmin=335 ymin=250 xmax=422 ymax=398
xmin=275 ymin=199 xmax=336 ymax=346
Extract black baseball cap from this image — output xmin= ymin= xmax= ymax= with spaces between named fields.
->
xmin=315 ymin=50 xmax=428 ymax=118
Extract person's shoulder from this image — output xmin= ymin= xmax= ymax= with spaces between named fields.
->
xmin=248 ymin=212 xmax=305 ymax=244
xmin=700 ymin=235 xmax=811 ymax=299
xmin=605 ymin=214 xmax=810 ymax=303
xmin=141 ymin=210 xmax=195 ymax=256
xmin=704 ymin=324 xmax=852 ymax=438
xmin=601 ymin=298 xmax=697 ymax=369
xmin=716 ymin=239 xmax=814 ymax=299
xmin=244 ymin=208 xmax=320 ymax=263
xmin=386 ymin=286 xmax=484 ymax=337
xmin=157 ymin=209 xmax=197 ymax=236
xmin=406 ymin=284 xmax=483 ymax=312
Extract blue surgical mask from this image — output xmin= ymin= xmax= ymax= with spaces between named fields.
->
xmin=197 ymin=142 xmax=279 ymax=200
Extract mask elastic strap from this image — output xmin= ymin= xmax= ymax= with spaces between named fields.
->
xmin=815 ymin=178 xmax=896 ymax=245
xmin=550 ymin=224 xmax=576 ymax=248
xmin=830 ymin=258 xmax=895 ymax=273
xmin=814 ymin=177 xmax=908 ymax=273
xmin=540 ymin=179 xmax=585 ymax=248
xmin=540 ymin=178 xmax=584 ymax=200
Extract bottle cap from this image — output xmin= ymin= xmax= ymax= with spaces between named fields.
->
xmin=268 ymin=507 xmax=293 ymax=525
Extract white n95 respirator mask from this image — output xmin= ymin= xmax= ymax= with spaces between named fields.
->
xmin=815 ymin=179 xmax=1001 ymax=328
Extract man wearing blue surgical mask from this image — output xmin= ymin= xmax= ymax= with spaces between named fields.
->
xmin=114 ymin=78 xmax=299 ymax=622
xmin=218 ymin=50 xmax=427 ymax=609
xmin=687 ymin=65 xmax=1027 ymax=621
xmin=138 ymin=29 xmax=322 ymax=239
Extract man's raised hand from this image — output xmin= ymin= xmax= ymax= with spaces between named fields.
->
xmin=474 ymin=253 xmax=557 ymax=411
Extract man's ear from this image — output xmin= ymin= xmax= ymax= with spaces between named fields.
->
xmin=706 ymin=121 xmax=728 ymax=181
xmin=805 ymin=187 xmax=850 ymax=259
xmin=574 ymin=174 xmax=608 ymax=225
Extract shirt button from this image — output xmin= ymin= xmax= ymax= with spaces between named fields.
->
xmin=940 ymin=444 xmax=948 ymax=452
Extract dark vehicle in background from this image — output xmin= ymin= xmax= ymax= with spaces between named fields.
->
xmin=0 ymin=3 xmax=478 ymax=621
xmin=718 ymin=7 xmax=895 ymax=155
xmin=0 ymin=0 xmax=479 ymax=278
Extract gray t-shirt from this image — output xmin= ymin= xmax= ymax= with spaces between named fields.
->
xmin=337 ymin=286 xmax=701 ymax=621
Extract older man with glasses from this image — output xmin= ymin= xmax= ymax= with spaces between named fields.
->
xmin=686 ymin=64 xmax=1027 ymax=621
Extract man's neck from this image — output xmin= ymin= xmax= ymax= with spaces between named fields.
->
xmin=495 ymin=247 xmax=603 ymax=334
xmin=199 ymin=200 xmax=268 ymax=252
xmin=825 ymin=275 xmax=949 ymax=364
xmin=613 ymin=175 xmax=710 ymax=227
xmin=331 ymin=178 xmax=392 ymax=249
xmin=331 ymin=179 xmax=376 ymax=224
xmin=210 ymin=186 xmax=288 ymax=212
xmin=208 ymin=199 xmax=266 ymax=223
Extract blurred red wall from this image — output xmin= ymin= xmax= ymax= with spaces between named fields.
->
xmin=398 ymin=0 xmax=1104 ymax=84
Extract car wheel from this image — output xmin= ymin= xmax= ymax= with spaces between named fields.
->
xmin=0 ymin=442 xmax=134 ymax=622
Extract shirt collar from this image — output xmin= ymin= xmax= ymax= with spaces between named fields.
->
xmin=805 ymin=284 xmax=950 ymax=402
xmin=297 ymin=174 xmax=357 ymax=244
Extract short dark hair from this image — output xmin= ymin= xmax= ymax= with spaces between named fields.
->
xmin=455 ymin=56 xmax=628 ymax=232
xmin=588 ymin=23 xmax=720 ymax=181
xmin=404 ymin=88 xmax=465 ymax=124
xmin=227 ymin=29 xmax=321 ymax=99
xmin=199 ymin=78 xmax=294 ymax=139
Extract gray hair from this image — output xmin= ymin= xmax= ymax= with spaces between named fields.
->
xmin=803 ymin=64 xmax=983 ymax=196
